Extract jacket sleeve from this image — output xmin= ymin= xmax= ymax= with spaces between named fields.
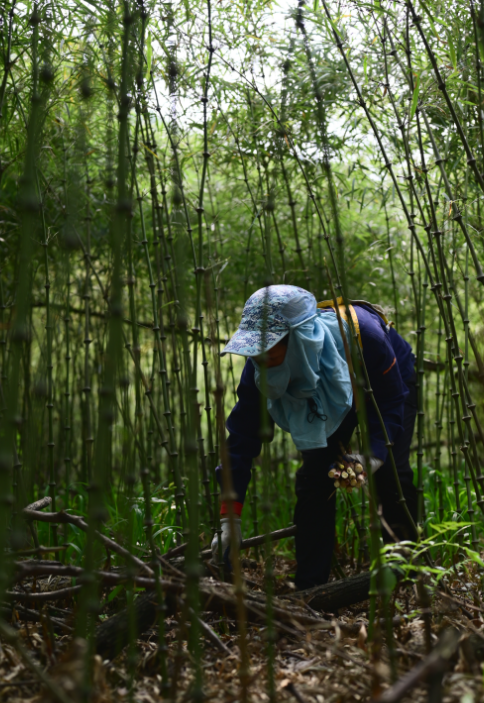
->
xmin=215 ymin=359 xmax=263 ymax=506
xmin=358 ymin=310 xmax=407 ymax=463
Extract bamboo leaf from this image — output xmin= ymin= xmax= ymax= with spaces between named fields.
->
xmin=325 ymin=15 xmax=340 ymax=38
xmin=106 ymin=585 xmax=123 ymax=603
xmin=418 ymin=0 xmax=440 ymax=39
xmin=434 ymin=17 xmax=451 ymax=29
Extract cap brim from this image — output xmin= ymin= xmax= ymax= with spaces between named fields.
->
xmin=221 ymin=328 xmax=288 ymax=357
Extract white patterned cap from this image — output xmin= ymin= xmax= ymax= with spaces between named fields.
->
xmin=221 ymin=285 xmax=317 ymax=357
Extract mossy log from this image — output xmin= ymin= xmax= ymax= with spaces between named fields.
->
xmin=95 ymin=570 xmax=378 ymax=659
xmin=291 ymin=571 xmax=373 ymax=613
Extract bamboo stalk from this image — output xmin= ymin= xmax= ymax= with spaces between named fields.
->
xmin=205 ymin=271 xmax=250 ymax=703
xmin=0 ymin=2 xmax=45 ymax=601
xmin=408 ymin=0 xmax=484 ymax=214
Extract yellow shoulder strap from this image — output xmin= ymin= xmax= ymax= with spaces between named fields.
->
xmin=349 ymin=299 xmax=390 ymax=326
xmin=317 ymin=296 xmax=362 ymax=348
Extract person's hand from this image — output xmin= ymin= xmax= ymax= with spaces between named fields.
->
xmin=343 ymin=453 xmax=383 ymax=474
xmin=328 ymin=454 xmax=383 ymax=493
xmin=211 ymin=517 xmax=242 ymax=570
xmin=328 ymin=457 xmax=366 ymax=494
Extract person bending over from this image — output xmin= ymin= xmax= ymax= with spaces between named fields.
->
xmin=212 ymin=285 xmax=418 ymax=590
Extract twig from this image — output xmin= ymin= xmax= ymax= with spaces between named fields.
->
xmin=22 ymin=498 xmax=52 ymax=551
xmin=0 ymin=620 xmax=72 ymax=703
xmin=6 ymin=585 xmax=83 ymax=602
xmin=284 ymin=682 xmax=309 ymax=703
xmin=13 ymin=604 xmax=73 ymax=633
xmin=14 ymin=561 xmax=85 ymax=579
xmin=6 ymin=545 xmax=68 ymax=558
xmin=198 ymin=525 xmax=298 ymax=561
xmin=190 ymin=608 xmax=232 ymax=656
xmin=0 ymin=680 xmax=39 ymax=689
xmin=156 ymin=554 xmax=185 ymax=579
xmin=374 ymin=628 xmax=461 ymax=703
xmin=11 ymin=564 xmax=325 ymax=628
xmin=11 ymin=560 xmax=384 ymax=632
xmin=22 ymin=509 xmax=154 ymax=577
xmin=24 ymin=497 xmax=52 ymax=512
xmin=437 ymin=589 xmax=482 ymax=615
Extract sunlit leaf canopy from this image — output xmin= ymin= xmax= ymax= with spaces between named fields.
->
xmin=3 ymin=0 xmax=483 ymax=312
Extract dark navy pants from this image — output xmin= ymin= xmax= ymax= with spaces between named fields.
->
xmin=294 ymin=377 xmax=418 ymax=590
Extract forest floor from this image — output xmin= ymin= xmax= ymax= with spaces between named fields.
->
xmin=1 ymin=552 xmax=484 ymax=703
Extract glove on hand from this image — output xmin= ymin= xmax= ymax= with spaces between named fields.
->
xmin=344 ymin=453 xmax=383 ymax=474
xmin=211 ymin=517 xmax=242 ymax=571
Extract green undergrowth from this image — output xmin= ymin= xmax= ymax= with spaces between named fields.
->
xmin=29 ymin=450 xmax=484 ymax=575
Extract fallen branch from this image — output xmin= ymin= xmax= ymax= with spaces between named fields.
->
xmin=374 ymin=627 xmax=461 ymax=703
xmin=22 ymin=509 xmax=296 ymax=572
xmin=437 ymin=589 xmax=483 ymax=615
xmin=94 ymin=575 xmax=330 ymax=659
xmin=22 ymin=509 xmax=153 ymax=577
xmin=11 ymin=560 xmax=368 ymax=637
xmin=285 ymin=682 xmax=310 ymax=703
xmin=167 ymin=524 xmax=298 ymax=561
xmin=12 ymin=604 xmax=73 ymax=634
xmin=6 ymin=585 xmax=83 ymax=603
xmin=13 ymin=514 xmax=392 ymax=659
xmin=23 ymin=504 xmax=297 ymax=569
xmin=22 ymin=498 xmax=53 ymax=550
xmin=13 ymin=560 xmax=77 ymax=578
xmin=7 ymin=545 xmax=68 ymax=558
xmin=10 ymin=555 xmax=383 ymax=657
xmin=207 ymin=524 xmax=297 ymax=558
xmin=190 ymin=608 xmax=232 ymax=656
xmin=0 ymin=680 xmax=39 ymax=689
xmin=24 ymin=497 xmax=52 ymax=512
xmin=10 ymin=560 xmax=324 ymax=638
xmin=11 ymin=561 xmax=177 ymax=589
xmin=0 ymin=619 xmax=72 ymax=703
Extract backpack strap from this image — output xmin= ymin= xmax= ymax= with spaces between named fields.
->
xmin=317 ymin=297 xmax=362 ymax=348
xmin=348 ymin=299 xmax=391 ymax=327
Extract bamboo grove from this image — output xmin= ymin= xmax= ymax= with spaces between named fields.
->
xmin=1 ymin=0 xmax=484 ymax=698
